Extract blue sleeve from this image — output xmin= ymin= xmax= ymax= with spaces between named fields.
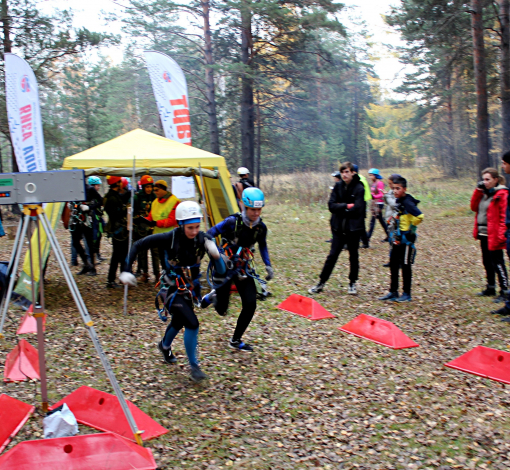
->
xmin=402 ymin=198 xmax=422 ymax=217
xmin=207 ymin=216 xmax=236 ymax=238
xmin=258 ymin=225 xmax=271 ymax=266
xmin=125 ymin=231 xmax=174 ymax=272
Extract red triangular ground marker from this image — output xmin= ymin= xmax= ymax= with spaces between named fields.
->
xmin=445 ymin=345 xmax=510 ymax=384
xmin=0 ymin=394 xmax=35 ymax=453
xmin=0 ymin=432 xmax=157 ymax=470
xmin=16 ymin=309 xmax=46 ymax=335
xmin=277 ymin=294 xmax=334 ymax=320
xmin=50 ymin=386 xmax=168 ymax=442
xmin=338 ymin=314 xmax=419 ymax=349
xmin=4 ymin=339 xmax=40 ymax=382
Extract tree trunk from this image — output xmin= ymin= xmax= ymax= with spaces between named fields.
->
xmin=471 ymin=0 xmax=491 ymax=173
xmin=240 ymin=1 xmax=254 ymax=172
xmin=1 ymin=0 xmax=17 ymax=173
xmin=256 ymin=92 xmax=261 ymax=187
xmin=445 ymin=68 xmax=458 ymax=176
xmin=201 ymin=0 xmax=220 ymax=155
xmin=500 ymin=0 xmax=510 ymax=153
xmin=353 ymin=78 xmax=360 ymax=165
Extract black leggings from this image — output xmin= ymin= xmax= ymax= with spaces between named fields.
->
xmin=215 ymin=276 xmax=257 ymax=341
xmin=480 ymin=236 xmax=508 ymax=291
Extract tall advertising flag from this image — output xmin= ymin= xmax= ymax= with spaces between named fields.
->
xmin=5 ymin=53 xmax=47 ymax=171
xmin=144 ymin=51 xmax=192 ymax=145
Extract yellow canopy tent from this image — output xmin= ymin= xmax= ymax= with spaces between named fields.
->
xmin=61 ymin=128 xmax=238 ymax=225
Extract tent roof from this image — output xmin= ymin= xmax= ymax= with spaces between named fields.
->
xmin=62 ymin=129 xmax=228 ymax=170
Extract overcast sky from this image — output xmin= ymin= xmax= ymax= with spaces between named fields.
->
xmin=39 ymin=0 xmax=407 ymax=91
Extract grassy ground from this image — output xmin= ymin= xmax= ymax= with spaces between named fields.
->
xmin=2 ymin=171 xmax=510 ymax=469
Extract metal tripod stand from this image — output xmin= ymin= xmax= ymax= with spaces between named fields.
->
xmin=0 ymin=205 xmax=144 ymax=445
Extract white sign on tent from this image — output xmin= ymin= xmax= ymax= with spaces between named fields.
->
xmin=172 ymin=176 xmax=196 ymax=199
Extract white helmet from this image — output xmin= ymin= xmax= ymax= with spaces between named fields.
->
xmin=176 ymin=201 xmax=203 ymax=225
xmin=237 ymin=167 xmax=250 ymax=176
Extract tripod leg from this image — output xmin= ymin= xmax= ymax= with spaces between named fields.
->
xmin=38 ymin=212 xmax=143 ymax=445
xmin=0 ymin=214 xmax=30 ymax=339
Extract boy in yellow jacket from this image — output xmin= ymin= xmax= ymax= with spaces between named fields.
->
xmin=379 ymin=176 xmax=424 ymax=302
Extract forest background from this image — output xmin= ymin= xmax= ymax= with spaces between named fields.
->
xmin=0 ymin=0 xmax=508 ymax=182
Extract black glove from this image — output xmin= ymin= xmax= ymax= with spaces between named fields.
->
xmin=143 ymin=218 xmax=157 ymax=227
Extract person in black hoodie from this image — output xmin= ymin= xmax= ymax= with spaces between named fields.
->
xmin=103 ymin=175 xmax=130 ymax=288
xmin=309 ymin=162 xmax=366 ymax=295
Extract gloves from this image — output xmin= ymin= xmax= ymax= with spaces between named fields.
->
xmin=119 ymin=272 xmax=137 ymax=287
xmin=265 ymin=265 xmax=274 ymax=281
xmin=143 ymin=218 xmax=157 ymax=227
xmin=204 ymin=238 xmax=220 ymax=260
xmin=80 ymin=204 xmax=89 ymax=211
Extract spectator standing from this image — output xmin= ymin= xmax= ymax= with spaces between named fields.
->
xmin=366 ymin=168 xmax=389 ymax=242
xmin=379 ymin=176 xmax=424 ymax=302
xmin=493 ymin=152 xmax=510 ymax=319
xmin=470 ymin=168 xmax=509 ymax=303
xmin=382 ymin=173 xmax=401 ymax=267
xmin=133 ymin=175 xmax=160 ymax=282
xmin=352 ymin=164 xmax=371 ymax=249
xmin=308 ymin=162 xmax=365 ymax=295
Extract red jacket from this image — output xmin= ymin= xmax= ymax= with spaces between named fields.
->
xmin=471 ymin=187 xmax=508 ymax=251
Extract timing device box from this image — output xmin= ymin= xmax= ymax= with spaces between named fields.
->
xmin=0 ymin=170 xmax=86 ymax=205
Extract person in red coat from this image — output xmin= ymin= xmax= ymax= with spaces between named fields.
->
xmin=471 ymin=167 xmax=509 ymax=302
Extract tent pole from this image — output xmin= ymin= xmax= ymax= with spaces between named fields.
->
xmin=198 ymin=163 xmax=210 ymax=230
xmin=123 ymin=156 xmax=136 ymax=315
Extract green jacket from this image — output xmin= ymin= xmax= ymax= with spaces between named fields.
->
xmin=358 ymin=174 xmax=372 ymax=202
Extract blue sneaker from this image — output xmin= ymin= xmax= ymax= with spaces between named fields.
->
xmin=200 ymin=289 xmax=217 ymax=309
xmin=393 ymin=293 xmax=412 ymax=302
xmin=379 ymin=291 xmax=398 ymax=301
xmin=229 ymin=339 xmax=254 ymax=352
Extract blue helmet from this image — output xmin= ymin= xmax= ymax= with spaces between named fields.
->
xmin=368 ymin=168 xmax=383 ymax=179
xmin=242 ymin=187 xmax=265 ymax=208
xmin=87 ymin=176 xmax=101 ymax=185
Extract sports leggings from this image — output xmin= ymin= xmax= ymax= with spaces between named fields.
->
xmin=214 ymin=276 xmax=257 ymax=341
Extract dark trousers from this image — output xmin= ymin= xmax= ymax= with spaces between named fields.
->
xmin=480 ymin=236 xmax=508 ymax=292
xmin=360 ymin=219 xmax=369 ymax=246
xmin=367 ymin=203 xmax=388 ymax=240
xmin=108 ymin=238 xmax=129 ymax=283
xmin=390 ymin=243 xmax=414 ymax=294
xmin=134 ymin=232 xmax=160 ymax=276
xmin=319 ymin=230 xmax=361 ymax=284
xmin=215 ymin=276 xmax=257 ymax=341
xmin=71 ymin=225 xmax=94 ymax=266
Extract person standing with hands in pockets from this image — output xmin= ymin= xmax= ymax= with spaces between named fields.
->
xmin=309 ymin=162 xmax=365 ymax=295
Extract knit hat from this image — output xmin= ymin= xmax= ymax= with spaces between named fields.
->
xmin=154 ymin=179 xmax=168 ymax=190
xmin=106 ymin=175 xmax=122 ymax=186
xmin=503 ymin=151 xmax=510 ymax=164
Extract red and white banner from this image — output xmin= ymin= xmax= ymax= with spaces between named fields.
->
xmin=144 ymin=51 xmax=192 ymax=145
xmin=5 ymin=53 xmax=46 ymax=172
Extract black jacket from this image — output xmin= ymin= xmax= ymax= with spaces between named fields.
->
xmin=328 ymin=174 xmax=366 ymax=233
